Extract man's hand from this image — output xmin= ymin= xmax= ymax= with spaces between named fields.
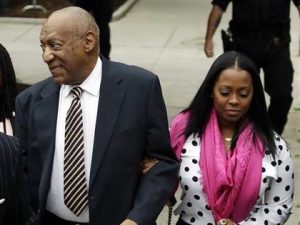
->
xmin=204 ymin=5 xmax=224 ymax=57
xmin=204 ymin=39 xmax=214 ymax=57
xmin=120 ymin=219 xmax=138 ymax=225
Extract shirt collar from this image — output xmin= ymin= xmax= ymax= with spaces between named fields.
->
xmin=62 ymin=57 xmax=102 ymax=98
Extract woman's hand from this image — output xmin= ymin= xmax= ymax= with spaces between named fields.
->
xmin=141 ymin=157 xmax=158 ymax=174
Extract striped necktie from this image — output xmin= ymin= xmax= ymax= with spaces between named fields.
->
xmin=64 ymin=86 xmax=88 ymax=216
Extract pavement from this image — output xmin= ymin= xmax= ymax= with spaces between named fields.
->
xmin=0 ymin=0 xmax=299 ymax=224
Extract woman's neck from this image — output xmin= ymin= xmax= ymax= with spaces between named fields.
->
xmin=220 ymin=126 xmax=236 ymax=151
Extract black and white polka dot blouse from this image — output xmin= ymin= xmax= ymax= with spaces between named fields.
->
xmin=174 ymin=134 xmax=294 ymax=225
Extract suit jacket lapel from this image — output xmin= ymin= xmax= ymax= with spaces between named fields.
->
xmin=34 ymin=81 xmax=60 ymax=204
xmin=90 ymin=59 xmax=125 ymax=185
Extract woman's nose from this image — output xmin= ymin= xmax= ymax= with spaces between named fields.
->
xmin=229 ymin=94 xmax=239 ymax=105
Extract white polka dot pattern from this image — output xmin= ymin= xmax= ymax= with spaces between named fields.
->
xmin=174 ymin=134 xmax=294 ymax=225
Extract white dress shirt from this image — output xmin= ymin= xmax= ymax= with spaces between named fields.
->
xmin=46 ymin=57 xmax=102 ymax=222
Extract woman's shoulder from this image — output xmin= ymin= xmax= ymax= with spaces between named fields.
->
xmin=170 ymin=111 xmax=190 ymax=139
xmin=274 ymin=134 xmax=289 ymax=153
xmin=170 ymin=111 xmax=190 ymax=129
xmin=265 ymin=133 xmax=291 ymax=161
xmin=262 ymin=133 xmax=293 ymax=183
xmin=170 ymin=112 xmax=190 ymax=159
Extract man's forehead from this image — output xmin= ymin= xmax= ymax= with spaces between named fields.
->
xmin=40 ymin=20 xmax=73 ymax=39
xmin=44 ymin=12 xmax=74 ymax=29
xmin=40 ymin=25 xmax=61 ymax=38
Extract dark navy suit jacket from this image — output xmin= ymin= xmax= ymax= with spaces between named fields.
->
xmin=15 ymin=58 xmax=179 ymax=225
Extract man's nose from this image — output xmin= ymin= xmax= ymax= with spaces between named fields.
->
xmin=42 ymin=47 xmax=54 ymax=63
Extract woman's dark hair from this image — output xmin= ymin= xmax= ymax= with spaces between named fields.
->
xmin=0 ymin=43 xmax=18 ymax=130
xmin=184 ymin=51 xmax=276 ymax=155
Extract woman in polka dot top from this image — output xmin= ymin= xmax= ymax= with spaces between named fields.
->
xmin=169 ymin=51 xmax=294 ymax=225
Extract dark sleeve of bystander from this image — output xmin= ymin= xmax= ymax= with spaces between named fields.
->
xmin=0 ymin=134 xmax=29 ymax=225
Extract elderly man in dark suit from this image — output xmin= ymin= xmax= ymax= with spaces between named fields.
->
xmin=0 ymin=133 xmax=28 ymax=225
xmin=15 ymin=6 xmax=179 ymax=225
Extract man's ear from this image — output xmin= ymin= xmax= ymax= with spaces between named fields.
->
xmin=82 ymin=30 xmax=96 ymax=53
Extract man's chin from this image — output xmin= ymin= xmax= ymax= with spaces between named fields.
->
xmin=52 ymin=75 xmax=65 ymax=85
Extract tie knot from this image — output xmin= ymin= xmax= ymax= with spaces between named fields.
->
xmin=70 ymin=86 xmax=83 ymax=99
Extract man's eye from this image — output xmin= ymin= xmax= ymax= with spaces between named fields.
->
xmin=52 ymin=43 xmax=62 ymax=50
xmin=40 ymin=44 xmax=45 ymax=51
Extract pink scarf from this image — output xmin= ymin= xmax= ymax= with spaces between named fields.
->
xmin=200 ymin=109 xmax=264 ymax=223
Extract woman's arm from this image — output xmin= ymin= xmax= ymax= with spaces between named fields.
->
xmin=239 ymin=137 xmax=294 ymax=224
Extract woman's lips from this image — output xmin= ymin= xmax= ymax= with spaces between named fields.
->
xmin=225 ymin=109 xmax=240 ymax=116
